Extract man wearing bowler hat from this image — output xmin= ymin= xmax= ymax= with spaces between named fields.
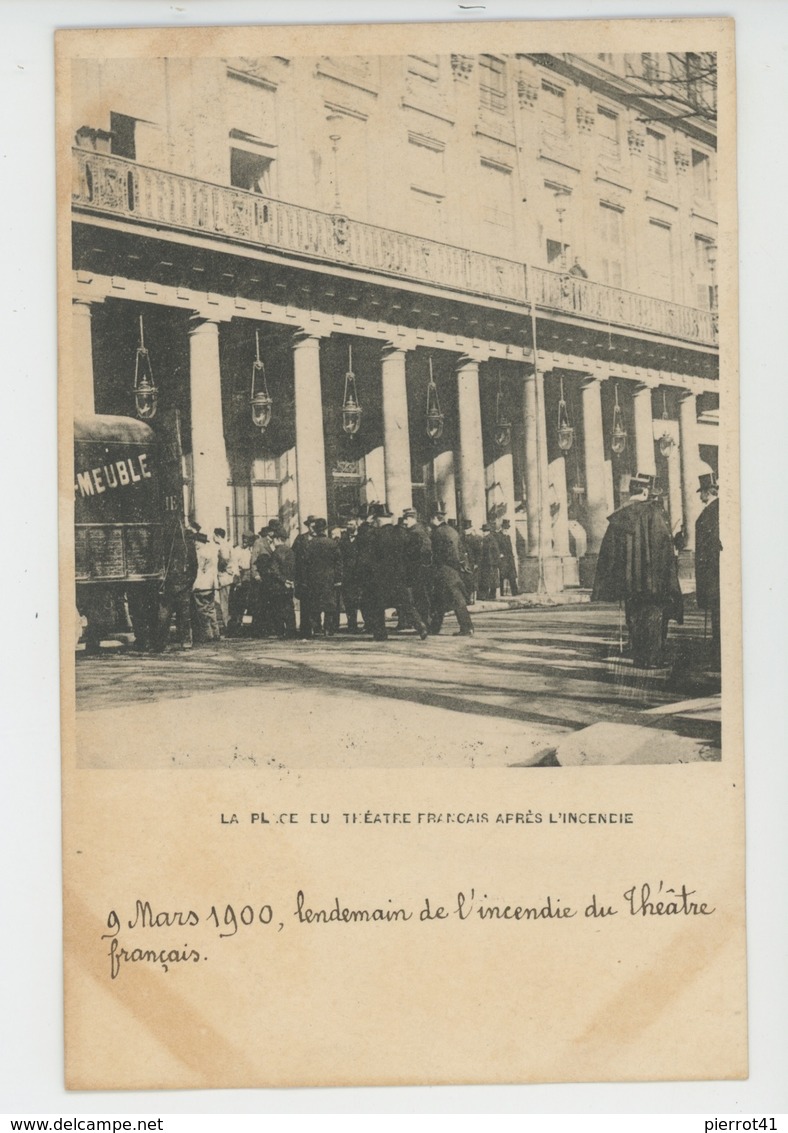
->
xmin=695 ymin=470 xmax=721 ymax=662
xmin=591 ymin=472 xmax=683 ymax=669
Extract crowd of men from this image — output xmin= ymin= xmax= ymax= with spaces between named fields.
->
xmin=83 ymin=470 xmax=720 ymax=672
xmin=591 ymin=469 xmax=721 ymax=670
xmin=152 ymin=505 xmax=522 ymax=651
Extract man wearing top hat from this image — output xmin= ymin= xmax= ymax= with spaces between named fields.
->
xmin=496 ymin=519 xmax=520 ymax=597
xmin=694 ymin=470 xmax=721 ymax=662
xmin=429 ymin=506 xmax=474 ymax=637
xmin=339 ymin=512 xmax=364 ymax=633
xmin=591 ymin=472 xmax=683 ymax=669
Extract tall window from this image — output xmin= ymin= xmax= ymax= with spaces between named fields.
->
xmin=408 ymin=133 xmax=445 ymax=237
xmin=230 ymin=142 xmax=274 ymax=194
xmin=110 ymin=110 xmax=164 ymax=166
xmin=647 ymin=220 xmax=673 ymax=299
xmin=480 ymin=159 xmax=514 ymax=252
xmin=599 ymin=203 xmax=625 ymax=287
xmin=692 ymin=149 xmax=711 ymax=198
xmin=479 ymin=55 xmax=507 ymax=113
xmin=646 ymin=128 xmax=667 ymax=180
xmin=541 ymin=81 xmax=567 ymax=136
xmin=694 ymin=235 xmax=717 ymax=309
xmin=597 ymin=106 xmax=620 ymax=159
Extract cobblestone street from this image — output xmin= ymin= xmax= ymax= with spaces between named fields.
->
xmin=75 ymin=600 xmax=721 ymax=769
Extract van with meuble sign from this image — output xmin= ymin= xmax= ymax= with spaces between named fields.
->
xmin=74 ymin=414 xmax=166 ymax=650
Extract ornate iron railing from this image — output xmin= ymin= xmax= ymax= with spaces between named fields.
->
xmin=72 ymin=148 xmax=718 ymax=347
xmin=528 ymin=266 xmax=718 ymax=346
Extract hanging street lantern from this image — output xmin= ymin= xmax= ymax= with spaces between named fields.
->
xmin=610 ymin=382 xmax=627 ymax=455
xmin=658 ymin=390 xmax=675 ymax=457
xmin=425 ymin=356 xmax=444 ymax=441
xmin=341 ymin=344 xmax=362 ymax=436
xmin=133 ymin=315 xmax=158 ymax=421
xmin=249 ymin=330 xmax=273 ymax=432
xmin=557 ymin=375 xmax=574 ymax=452
xmin=494 ymin=375 xmax=512 ymax=448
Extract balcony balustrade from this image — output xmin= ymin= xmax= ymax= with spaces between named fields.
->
xmin=72 ymin=148 xmax=718 ymax=348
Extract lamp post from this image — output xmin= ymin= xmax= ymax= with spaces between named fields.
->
xmin=707 ymin=243 xmax=718 ymax=336
xmin=554 ymin=189 xmax=569 ymax=271
xmin=327 ymin=113 xmax=343 ymax=214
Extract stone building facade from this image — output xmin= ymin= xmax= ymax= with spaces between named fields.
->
xmin=69 ymin=49 xmax=718 ymax=591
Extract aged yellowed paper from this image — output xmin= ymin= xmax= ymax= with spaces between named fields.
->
xmin=58 ymin=17 xmax=744 ymax=1088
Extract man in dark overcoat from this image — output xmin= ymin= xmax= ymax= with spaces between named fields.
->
xmin=339 ymin=514 xmax=364 ymax=633
xmin=694 ymin=471 xmax=721 ymax=661
xmin=303 ymin=518 xmax=342 ymax=637
xmin=155 ymin=516 xmax=199 ymax=651
xmin=256 ymin=521 xmax=296 ymax=639
xmin=364 ymin=503 xmax=428 ymax=642
xmin=462 ymin=520 xmax=482 ymax=603
xmin=478 ymin=524 xmax=501 ymax=600
xmin=496 ymin=519 xmax=520 ymax=596
xmin=402 ymin=507 xmax=433 ymax=627
xmin=293 ymin=515 xmax=317 ymax=638
xmin=591 ymin=473 xmax=683 ymax=669
xmin=429 ymin=508 xmax=474 ymax=636
xmin=252 ymin=524 xmax=279 ymax=637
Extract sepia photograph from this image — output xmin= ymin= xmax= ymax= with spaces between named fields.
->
xmin=51 ymin=15 xmax=751 ymax=1094
xmin=68 ymin=40 xmax=725 ymax=771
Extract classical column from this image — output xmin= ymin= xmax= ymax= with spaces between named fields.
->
xmin=380 ymin=345 xmax=413 ymax=516
xmin=678 ymin=389 xmax=702 ymax=551
xmin=580 ymin=376 xmax=609 ymax=556
xmin=292 ymin=333 xmax=328 ymax=523
xmin=188 ymin=316 xmax=231 ymax=531
xmin=72 ymin=299 xmax=96 ymax=416
xmin=455 ymin=357 xmax=486 ymax=528
xmin=521 ymin=365 xmax=560 ymax=590
xmin=632 ymin=382 xmax=657 ymax=478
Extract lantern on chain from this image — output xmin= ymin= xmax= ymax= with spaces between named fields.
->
xmin=249 ymin=330 xmax=273 ymax=432
xmin=658 ymin=390 xmax=675 ymax=457
xmin=341 ymin=344 xmax=362 ymax=436
xmin=557 ymin=375 xmax=574 ymax=452
xmin=133 ymin=315 xmax=158 ymax=421
xmin=494 ymin=375 xmax=512 ymax=448
xmin=425 ymin=356 xmax=444 ymax=441
xmin=610 ymin=382 xmax=627 ymax=455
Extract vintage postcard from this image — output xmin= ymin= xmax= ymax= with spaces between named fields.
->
xmin=57 ymin=17 xmax=744 ymax=1089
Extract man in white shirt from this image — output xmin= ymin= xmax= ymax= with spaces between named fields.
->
xmin=213 ymin=527 xmax=235 ymax=634
xmin=192 ymin=531 xmax=220 ymax=643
